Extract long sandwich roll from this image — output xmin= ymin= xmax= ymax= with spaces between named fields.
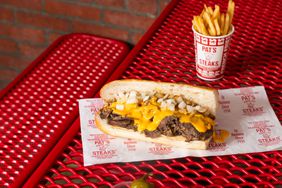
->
xmin=96 ymin=79 xmax=219 ymax=150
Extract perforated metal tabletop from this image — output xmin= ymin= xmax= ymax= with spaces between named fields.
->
xmin=2 ymin=0 xmax=282 ymax=187
xmin=0 ymin=34 xmax=129 ymax=188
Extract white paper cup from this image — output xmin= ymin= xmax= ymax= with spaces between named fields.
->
xmin=192 ymin=26 xmax=234 ymax=81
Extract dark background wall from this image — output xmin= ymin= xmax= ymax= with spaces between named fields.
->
xmin=0 ymin=0 xmax=171 ymax=90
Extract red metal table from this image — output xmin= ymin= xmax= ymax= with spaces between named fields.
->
xmin=1 ymin=0 xmax=282 ymax=187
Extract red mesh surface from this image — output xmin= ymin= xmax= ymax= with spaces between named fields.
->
xmin=31 ymin=0 xmax=282 ymax=187
xmin=0 ymin=34 xmax=129 ymax=188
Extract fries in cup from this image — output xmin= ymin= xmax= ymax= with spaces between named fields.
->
xmin=193 ymin=0 xmax=235 ymax=36
xmin=192 ymin=1 xmax=236 ymax=81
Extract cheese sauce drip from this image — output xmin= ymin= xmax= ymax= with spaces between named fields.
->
xmin=213 ymin=129 xmax=230 ymax=143
xmin=109 ymin=97 xmax=215 ymax=133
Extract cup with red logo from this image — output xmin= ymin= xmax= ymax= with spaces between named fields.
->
xmin=192 ymin=25 xmax=234 ymax=81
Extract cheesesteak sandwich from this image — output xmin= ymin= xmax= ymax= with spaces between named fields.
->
xmin=96 ymin=79 xmax=219 ymax=149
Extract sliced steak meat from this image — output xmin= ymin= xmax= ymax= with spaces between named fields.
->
xmin=100 ymin=109 xmax=112 ymax=119
xmin=144 ymin=130 xmax=161 ymax=138
xmin=178 ymin=123 xmax=201 ymax=141
xmin=157 ymin=116 xmax=179 ymax=136
xmin=179 ymin=123 xmax=213 ymax=141
xmin=108 ymin=114 xmax=133 ymax=125
xmin=99 ymin=109 xmax=136 ymax=131
xmin=109 ymin=113 xmax=129 ymax=121
xmin=108 ymin=118 xmax=135 ymax=130
xmin=200 ymin=129 xmax=213 ymax=140
xmin=145 ymin=116 xmax=213 ymax=141
xmin=208 ymin=114 xmax=215 ymax=120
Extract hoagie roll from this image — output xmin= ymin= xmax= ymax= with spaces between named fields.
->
xmin=96 ymin=79 xmax=219 ymax=150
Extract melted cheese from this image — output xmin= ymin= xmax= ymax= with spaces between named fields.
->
xmin=109 ymin=99 xmax=215 ymax=133
xmin=213 ymin=129 xmax=230 ymax=143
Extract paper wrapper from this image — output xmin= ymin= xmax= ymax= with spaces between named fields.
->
xmin=79 ymin=86 xmax=282 ymax=166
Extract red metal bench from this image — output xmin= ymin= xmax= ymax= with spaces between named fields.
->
xmin=0 ymin=34 xmax=129 ymax=188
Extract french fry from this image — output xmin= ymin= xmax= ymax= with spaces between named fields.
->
xmin=204 ymin=4 xmax=208 ymax=13
xmin=197 ymin=16 xmax=208 ymax=35
xmin=192 ymin=21 xmax=198 ymax=32
xmin=220 ymin=13 xmax=225 ymax=33
xmin=218 ymin=13 xmax=221 ymax=27
xmin=208 ymin=6 xmax=214 ymax=15
xmin=228 ymin=1 xmax=235 ymax=29
xmin=212 ymin=5 xmax=220 ymax=20
xmin=200 ymin=9 xmax=205 ymax=17
xmin=223 ymin=13 xmax=230 ymax=35
xmin=214 ymin=19 xmax=221 ymax=36
xmin=203 ymin=12 xmax=216 ymax=36
xmin=227 ymin=0 xmax=233 ymax=14
xmin=208 ymin=28 xmax=212 ymax=36
xmin=192 ymin=16 xmax=200 ymax=32
xmin=204 ymin=4 xmax=213 ymax=15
